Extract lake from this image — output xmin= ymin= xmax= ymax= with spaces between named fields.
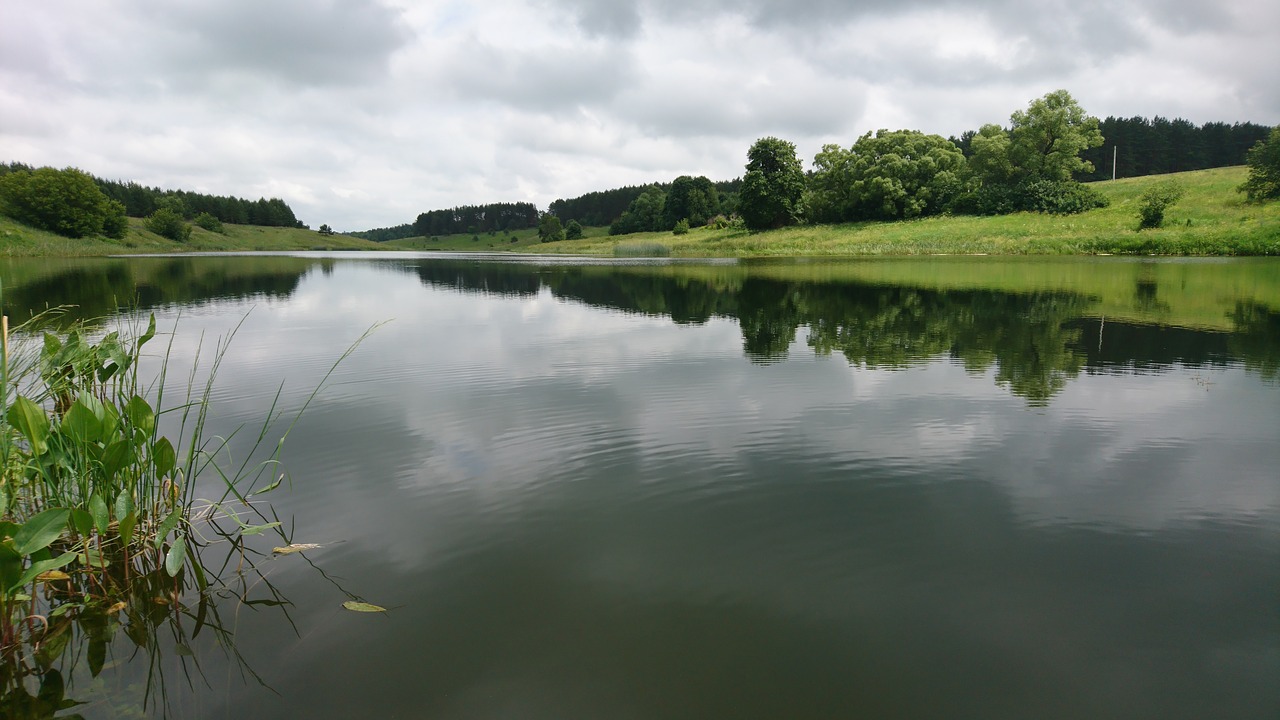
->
xmin=1 ymin=252 xmax=1277 ymax=719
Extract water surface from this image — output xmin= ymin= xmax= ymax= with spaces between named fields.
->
xmin=2 ymin=253 xmax=1277 ymax=719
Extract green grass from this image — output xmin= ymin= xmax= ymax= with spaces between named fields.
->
xmin=0 ymin=217 xmax=387 ymax=256
xmin=529 ymin=167 xmax=1280 ymax=257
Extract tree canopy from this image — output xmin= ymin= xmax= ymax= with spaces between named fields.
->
xmin=1007 ymin=89 xmax=1104 ymax=182
xmin=1238 ymin=126 xmax=1280 ymax=202
xmin=739 ymin=137 xmax=806 ymax=230
xmin=808 ymin=130 xmax=966 ymax=222
xmin=0 ymin=166 xmax=127 ymax=238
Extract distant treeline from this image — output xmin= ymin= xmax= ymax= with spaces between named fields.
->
xmin=0 ymin=162 xmax=303 ymax=228
xmin=548 ymin=179 xmax=742 ymax=227
xmin=950 ymin=117 xmax=1270 ymax=181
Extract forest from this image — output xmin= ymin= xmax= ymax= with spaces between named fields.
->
xmin=0 ymin=162 xmax=303 ymax=228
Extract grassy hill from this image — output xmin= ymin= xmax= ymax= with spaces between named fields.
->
xmin=528 ymin=167 xmax=1278 ymax=257
xmin=0 ymin=216 xmax=385 ymax=256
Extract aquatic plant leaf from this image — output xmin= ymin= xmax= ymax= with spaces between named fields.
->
xmin=69 ymin=508 xmax=93 ymax=538
xmin=240 ymin=521 xmax=282 ymax=536
xmin=35 ymin=570 xmax=72 ymax=582
xmin=88 ymin=492 xmax=109 ymax=535
xmin=153 ymin=436 xmax=176 ymax=478
xmin=101 ymin=438 xmax=132 ymax=478
xmin=113 ymin=491 xmax=135 ymax=523
xmin=273 ymin=543 xmax=322 ymax=555
xmin=0 ymin=520 xmax=17 ymax=540
xmin=49 ymin=603 xmax=82 ymax=619
xmin=15 ymin=553 xmax=77 ymax=593
xmin=137 ymin=313 xmax=156 ymax=351
xmin=342 ymin=601 xmax=387 ymax=613
xmin=106 ymin=601 xmax=127 ymax=614
xmin=125 ymin=395 xmax=155 ymax=435
xmin=0 ymin=542 xmax=22 ymax=591
xmin=13 ymin=508 xmax=70 ymax=555
xmin=35 ymin=624 xmax=73 ymax=669
xmin=154 ymin=507 xmax=181 ymax=548
xmin=63 ymin=396 xmax=104 ymax=443
xmin=0 ymin=485 xmax=11 ymax=516
xmin=165 ymin=536 xmax=187 ymax=577
xmin=8 ymin=395 xmax=50 ymax=455
xmin=118 ymin=511 xmax=137 ymax=548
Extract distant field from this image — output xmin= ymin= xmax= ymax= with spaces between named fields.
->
xmin=0 ymin=216 xmax=385 ymax=256
xmin=529 ymin=167 xmax=1279 ymax=257
xmin=384 ymin=224 xmax=612 ymax=251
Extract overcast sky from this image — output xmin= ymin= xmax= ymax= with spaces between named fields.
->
xmin=2 ymin=0 xmax=1277 ymax=231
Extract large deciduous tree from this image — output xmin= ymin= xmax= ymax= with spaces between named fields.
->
xmin=663 ymin=175 xmax=720 ymax=229
xmin=1007 ymin=89 xmax=1104 ymax=182
xmin=609 ymin=186 xmax=667 ymax=235
xmin=739 ymin=137 xmax=806 ymax=231
xmin=808 ymin=130 xmax=966 ymax=222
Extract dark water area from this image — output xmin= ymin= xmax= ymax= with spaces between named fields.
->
xmin=1 ymin=253 xmax=1277 ymax=719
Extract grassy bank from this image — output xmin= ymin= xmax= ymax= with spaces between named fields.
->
xmin=0 ymin=217 xmax=385 ymax=256
xmin=530 ymin=167 xmax=1278 ymax=257
xmin=384 ymin=223 xmax=612 ymax=251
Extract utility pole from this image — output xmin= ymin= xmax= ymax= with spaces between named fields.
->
xmin=1112 ymin=145 xmax=1118 ymax=181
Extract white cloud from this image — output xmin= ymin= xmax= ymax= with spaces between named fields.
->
xmin=1 ymin=0 xmax=1276 ymax=231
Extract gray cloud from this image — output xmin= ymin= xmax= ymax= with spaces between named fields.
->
xmin=0 ymin=0 xmax=1275 ymax=231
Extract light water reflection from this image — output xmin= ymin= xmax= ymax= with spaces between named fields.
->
xmin=0 ymin=253 xmax=1277 ymax=719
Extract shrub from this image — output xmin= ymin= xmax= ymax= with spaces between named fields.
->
xmin=672 ymin=218 xmax=690 ymax=235
xmin=950 ymin=179 xmax=1108 ymax=216
xmin=0 ymin=166 xmax=128 ymax=238
xmin=145 ymin=207 xmax=192 ymax=242
xmin=1137 ymin=180 xmax=1185 ymax=229
xmin=194 ymin=212 xmax=225 ymax=233
xmin=565 ymin=219 xmax=583 ymax=240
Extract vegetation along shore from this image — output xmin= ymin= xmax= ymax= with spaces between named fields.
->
xmin=1 ymin=91 xmax=1277 ymax=258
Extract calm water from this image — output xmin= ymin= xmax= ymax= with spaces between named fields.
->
xmin=2 ymin=253 xmax=1278 ymax=719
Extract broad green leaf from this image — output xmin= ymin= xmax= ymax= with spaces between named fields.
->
xmin=240 ymin=521 xmax=282 ymax=536
xmin=164 ymin=536 xmax=187 ymax=577
xmin=154 ymin=507 xmax=181 ymax=549
xmin=87 ymin=492 xmax=109 ymax=535
xmin=8 ymin=395 xmax=50 ymax=455
xmin=0 ymin=484 xmax=11 ymax=516
xmin=69 ymin=509 xmax=93 ymax=538
xmin=88 ymin=636 xmax=105 ymax=677
xmin=0 ymin=542 xmax=22 ymax=591
xmin=101 ymin=438 xmax=132 ymax=478
xmin=13 ymin=507 xmax=70 ymax=555
xmin=0 ymin=520 xmax=18 ymax=541
xmin=126 ymin=395 xmax=155 ymax=435
xmin=341 ymin=601 xmax=387 ymax=613
xmin=153 ymin=436 xmax=176 ymax=478
xmin=63 ymin=396 xmax=104 ymax=443
xmin=14 ymin=552 xmax=77 ymax=592
xmin=273 ymin=543 xmax=322 ymax=555
xmin=35 ymin=624 xmax=72 ymax=669
xmin=114 ymin=490 xmax=135 ymax=521
xmin=118 ymin=511 xmax=137 ymax=548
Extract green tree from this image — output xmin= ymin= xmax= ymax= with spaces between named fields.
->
xmin=564 ymin=219 xmax=583 ymax=240
xmin=0 ymin=166 xmax=128 ymax=239
xmin=739 ymin=137 xmax=806 ymax=231
xmin=1008 ymin=89 xmax=1104 ymax=181
xmin=317 ymin=223 xmax=334 ymax=235
xmin=1137 ymin=180 xmax=1185 ymax=229
xmin=663 ymin=175 xmax=720 ymax=229
xmin=808 ymin=130 xmax=966 ymax=222
xmin=968 ymin=124 xmax=1016 ymax=186
xmin=672 ymin=218 xmax=690 ymax=235
xmin=145 ymin=207 xmax=191 ymax=242
xmin=1238 ymin=126 xmax=1280 ymax=202
xmin=609 ymin=186 xmax=666 ymax=235
xmin=538 ymin=214 xmax=565 ymax=242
